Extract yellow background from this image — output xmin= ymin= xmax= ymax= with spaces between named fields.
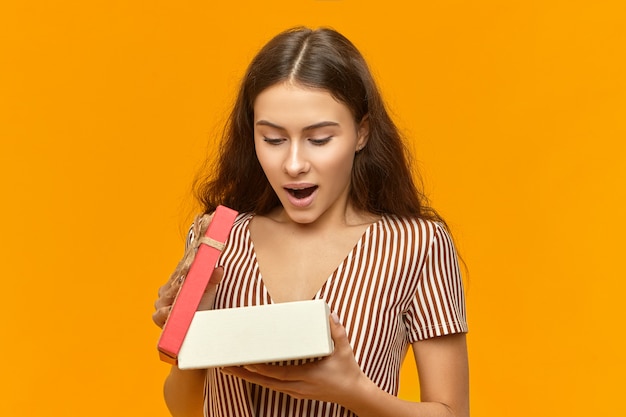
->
xmin=2 ymin=1 xmax=625 ymax=416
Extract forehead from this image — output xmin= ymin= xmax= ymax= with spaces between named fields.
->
xmin=253 ymin=82 xmax=354 ymax=127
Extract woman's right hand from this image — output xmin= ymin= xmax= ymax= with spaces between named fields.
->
xmin=152 ymin=266 xmax=224 ymax=329
xmin=152 ymin=212 xmax=224 ymax=329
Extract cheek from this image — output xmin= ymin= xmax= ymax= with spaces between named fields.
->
xmin=255 ymin=148 xmax=281 ymax=181
xmin=323 ymin=151 xmax=355 ymax=181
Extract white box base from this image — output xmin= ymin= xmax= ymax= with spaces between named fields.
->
xmin=178 ymin=299 xmax=334 ymax=369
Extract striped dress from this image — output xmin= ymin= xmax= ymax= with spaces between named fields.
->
xmin=191 ymin=213 xmax=467 ymax=417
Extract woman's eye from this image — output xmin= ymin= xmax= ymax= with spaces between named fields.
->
xmin=263 ymin=137 xmax=284 ymax=145
xmin=309 ymin=137 xmax=332 ymax=146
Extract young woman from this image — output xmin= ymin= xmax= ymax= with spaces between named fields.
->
xmin=153 ymin=27 xmax=469 ymax=417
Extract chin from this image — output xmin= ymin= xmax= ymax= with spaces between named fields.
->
xmin=281 ymin=208 xmax=320 ymax=225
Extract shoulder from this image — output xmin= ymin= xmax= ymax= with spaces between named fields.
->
xmin=233 ymin=212 xmax=254 ymax=227
xmin=378 ymin=215 xmax=456 ymax=258
xmin=379 ymin=214 xmax=445 ymax=240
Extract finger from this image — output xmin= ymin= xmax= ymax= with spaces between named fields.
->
xmin=198 ymin=267 xmax=224 ymax=310
xmin=242 ymin=364 xmax=304 ymax=381
xmin=222 ymin=366 xmax=304 ymax=388
xmin=222 ymin=364 xmax=297 ymax=381
xmin=220 ymin=366 xmax=267 ymax=382
xmin=329 ymin=313 xmax=352 ymax=352
xmin=157 ymin=282 xmax=173 ymax=298
xmin=205 ymin=266 xmax=224 ymax=290
xmin=154 ymin=284 xmax=178 ymax=310
xmin=222 ymin=366 xmax=310 ymax=400
xmin=152 ymin=305 xmax=171 ymax=328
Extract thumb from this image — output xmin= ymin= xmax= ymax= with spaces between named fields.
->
xmin=197 ymin=267 xmax=224 ymax=310
xmin=329 ymin=312 xmax=351 ymax=351
xmin=206 ymin=266 xmax=224 ymax=289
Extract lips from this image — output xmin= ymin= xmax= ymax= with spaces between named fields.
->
xmin=283 ymin=184 xmax=318 ymax=208
xmin=286 ymin=185 xmax=318 ymax=199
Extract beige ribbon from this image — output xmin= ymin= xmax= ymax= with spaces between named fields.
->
xmin=197 ymin=236 xmax=225 ymax=251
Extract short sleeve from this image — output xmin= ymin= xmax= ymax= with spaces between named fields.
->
xmin=404 ymin=223 xmax=468 ymax=342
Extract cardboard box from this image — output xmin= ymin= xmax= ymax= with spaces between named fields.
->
xmin=158 ymin=205 xmax=239 ymax=364
xmin=177 ymin=299 xmax=334 ymax=369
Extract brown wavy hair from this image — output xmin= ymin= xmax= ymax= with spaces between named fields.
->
xmin=195 ymin=27 xmax=444 ymax=224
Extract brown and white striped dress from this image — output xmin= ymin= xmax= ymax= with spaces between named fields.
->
xmin=192 ymin=213 xmax=467 ymax=417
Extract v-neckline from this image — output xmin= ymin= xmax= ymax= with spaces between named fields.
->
xmin=243 ymin=214 xmax=383 ymax=304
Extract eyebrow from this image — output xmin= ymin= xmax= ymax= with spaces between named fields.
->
xmin=255 ymin=120 xmax=340 ymax=131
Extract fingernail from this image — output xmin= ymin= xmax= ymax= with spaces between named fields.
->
xmin=331 ymin=312 xmax=340 ymax=324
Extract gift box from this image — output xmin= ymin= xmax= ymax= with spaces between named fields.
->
xmin=177 ymin=299 xmax=334 ymax=369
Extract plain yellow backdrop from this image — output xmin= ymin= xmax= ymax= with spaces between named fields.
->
xmin=1 ymin=1 xmax=625 ymax=416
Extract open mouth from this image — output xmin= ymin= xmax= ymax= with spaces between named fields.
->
xmin=286 ymin=186 xmax=318 ymax=199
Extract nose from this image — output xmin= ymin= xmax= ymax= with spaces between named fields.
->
xmin=283 ymin=141 xmax=309 ymax=177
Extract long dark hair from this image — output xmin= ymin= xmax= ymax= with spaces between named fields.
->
xmin=195 ymin=27 xmax=444 ymax=224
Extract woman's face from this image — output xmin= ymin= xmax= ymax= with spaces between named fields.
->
xmin=253 ymin=82 xmax=368 ymax=225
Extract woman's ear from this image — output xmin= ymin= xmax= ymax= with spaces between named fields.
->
xmin=356 ymin=115 xmax=370 ymax=152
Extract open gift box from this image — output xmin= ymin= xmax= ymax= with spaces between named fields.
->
xmin=158 ymin=205 xmax=334 ymax=368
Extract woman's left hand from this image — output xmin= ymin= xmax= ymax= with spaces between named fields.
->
xmin=221 ymin=314 xmax=366 ymax=405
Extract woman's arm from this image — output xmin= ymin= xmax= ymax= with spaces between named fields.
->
xmin=413 ymin=333 xmax=469 ymax=416
xmin=222 ymin=316 xmax=469 ymax=417
xmin=343 ymin=333 xmax=469 ymax=417
xmin=153 ymin=266 xmax=224 ymax=417
xmin=163 ymin=367 xmax=206 ymax=417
